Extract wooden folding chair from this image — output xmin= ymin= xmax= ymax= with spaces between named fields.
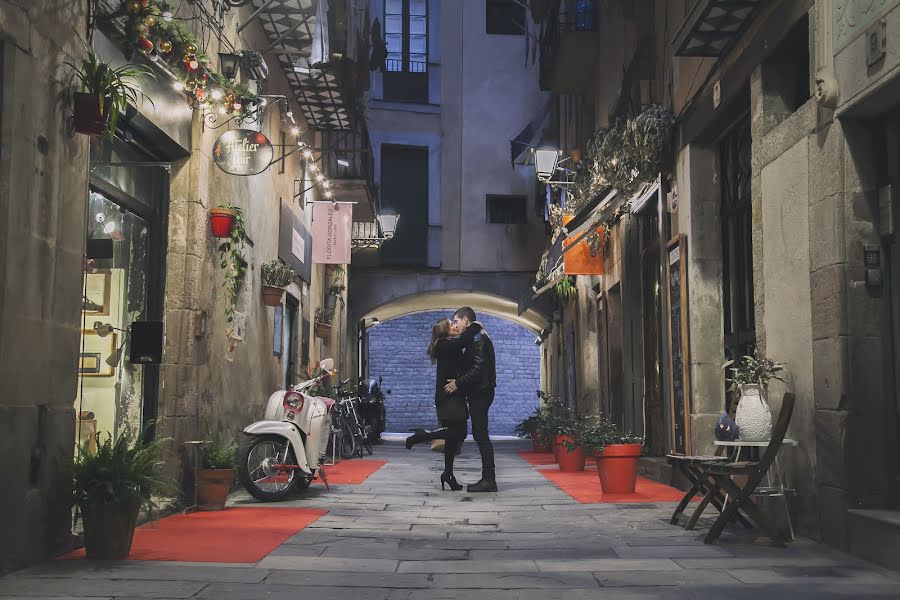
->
xmin=701 ymin=392 xmax=796 ymax=546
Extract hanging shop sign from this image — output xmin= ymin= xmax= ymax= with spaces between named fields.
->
xmin=212 ymin=129 xmax=274 ymax=176
xmin=312 ymin=201 xmax=352 ymax=265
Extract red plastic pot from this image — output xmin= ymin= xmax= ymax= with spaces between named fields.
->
xmin=209 ymin=208 xmax=237 ymax=238
xmin=595 ymin=443 xmax=642 ymax=494
xmin=72 ymin=92 xmax=109 ymax=136
xmin=557 ymin=441 xmax=585 ymax=472
xmin=553 ymin=435 xmax=566 ymax=461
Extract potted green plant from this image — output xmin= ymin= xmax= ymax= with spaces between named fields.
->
xmin=554 ymin=276 xmax=577 ymax=303
xmin=315 ymin=307 xmax=334 ymax=339
xmin=557 ymin=419 xmax=592 ymax=473
xmin=583 ymin=417 xmax=643 ymax=494
xmin=723 ymin=352 xmax=785 ymax=442
xmin=197 ymin=435 xmax=238 ymax=511
xmin=514 ymin=406 xmax=549 ymax=452
xmin=261 ymin=259 xmax=294 ymax=307
xmin=71 ymin=426 xmax=171 ymax=560
xmin=324 ymin=265 xmax=346 ymax=311
xmin=66 ymin=51 xmax=153 ymax=139
xmin=209 ymin=205 xmax=239 ymax=238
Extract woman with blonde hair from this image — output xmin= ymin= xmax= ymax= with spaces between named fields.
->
xmin=406 ymin=317 xmax=482 ymax=490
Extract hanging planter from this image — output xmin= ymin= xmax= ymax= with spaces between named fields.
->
xmin=209 ymin=207 xmax=238 ymax=238
xmin=315 ymin=322 xmax=332 ymax=339
xmin=262 ymin=285 xmax=285 ymax=307
xmin=260 ymin=259 xmax=295 ymax=308
xmin=72 ymin=93 xmax=109 ymax=136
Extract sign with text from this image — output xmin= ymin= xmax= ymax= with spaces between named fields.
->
xmin=212 ymin=129 xmax=274 ymax=176
xmin=312 ymin=202 xmax=352 ymax=265
xmin=279 ymin=199 xmax=311 ymax=284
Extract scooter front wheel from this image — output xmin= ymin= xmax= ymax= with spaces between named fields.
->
xmin=238 ymin=434 xmax=307 ymax=502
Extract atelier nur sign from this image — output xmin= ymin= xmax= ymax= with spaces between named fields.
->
xmin=212 ymin=129 xmax=274 ymax=176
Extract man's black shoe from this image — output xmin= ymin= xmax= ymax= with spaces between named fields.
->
xmin=466 ymin=479 xmax=498 ymax=493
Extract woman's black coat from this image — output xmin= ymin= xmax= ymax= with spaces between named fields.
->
xmin=433 ymin=324 xmax=481 ymax=423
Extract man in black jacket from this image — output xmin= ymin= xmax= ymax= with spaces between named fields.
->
xmin=444 ymin=307 xmax=497 ymax=492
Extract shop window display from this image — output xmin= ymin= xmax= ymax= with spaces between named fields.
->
xmin=75 ymin=191 xmax=149 ymax=452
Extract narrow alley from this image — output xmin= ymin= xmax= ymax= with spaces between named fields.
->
xmin=4 ymin=442 xmax=899 ymax=599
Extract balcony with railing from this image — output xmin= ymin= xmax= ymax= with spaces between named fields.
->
xmin=539 ymin=11 xmax=602 ymax=94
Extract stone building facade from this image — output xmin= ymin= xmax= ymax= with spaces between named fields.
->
xmin=0 ymin=0 xmax=368 ymax=572
xmin=529 ymin=0 xmax=900 ymax=568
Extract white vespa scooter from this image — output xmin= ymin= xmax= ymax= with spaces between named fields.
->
xmin=237 ymin=358 xmax=337 ymax=501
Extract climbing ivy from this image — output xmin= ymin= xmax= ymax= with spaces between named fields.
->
xmin=216 ymin=206 xmax=247 ymax=324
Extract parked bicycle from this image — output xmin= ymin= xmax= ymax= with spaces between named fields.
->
xmin=333 ymin=379 xmax=373 ymax=459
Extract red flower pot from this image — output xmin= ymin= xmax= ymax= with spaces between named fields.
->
xmin=72 ymin=92 xmax=109 ymax=136
xmin=553 ymin=435 xmax=566 ymax=462
xmin=557 ymin=443 xmax=585 ymax=473
xmin=209 ymin=208 xmax=237 ymax=238
xmin=595 ymin=443 xmax=642 ymax=494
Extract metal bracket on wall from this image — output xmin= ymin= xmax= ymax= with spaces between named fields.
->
xmin=90 ymin=162 xmax=172 ymax=172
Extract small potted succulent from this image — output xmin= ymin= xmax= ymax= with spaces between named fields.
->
xmin=71 ymin=426 xmax=171 ymax=559
xmin=209 ymin=205 xmax=240 ymax=238
xmin=260 ymin=259 xmax=295 ymax=307
xmin=66 ymin=51 xmax=153 ymax=138
xmin=582 ymin=417 xmax=643 ymax=494
xmin=197 ymin=435 xmax=238 ymax=511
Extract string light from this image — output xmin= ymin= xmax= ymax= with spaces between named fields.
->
xmin=211 ymin=89 xmax=223 ymax=101
xmin=173 ymin=81 xmax=185 ymax=91
xmin=291 ymin=127 xmax=300 ymax=135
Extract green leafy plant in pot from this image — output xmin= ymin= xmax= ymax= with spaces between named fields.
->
xmin=197 ymin=435 xmax=238 ymax=511
xmin=580 ymin=417 xmax=643 ymax=494
xmin=71 ymin=426 xmax=171 ymax=560
xmin=66 ymin=51 xmax=154 ymax=139
xmin=261 ymin=259 xmax=295 ymax=307
xmin=723 ymin=352 xmax=785 ymax=442
xmin=535 ymin=396 xmax=575 ymax=463
xmin=556 ymin=418 xmax=591 ymax=473
xmin=325 ymin=265 xmax=346 ymax=311
xmin=514 ymin=404 xmax=546 ymax=451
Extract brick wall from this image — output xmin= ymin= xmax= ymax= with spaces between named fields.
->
xmin=368 ymin=311 xmax=541 ymax=435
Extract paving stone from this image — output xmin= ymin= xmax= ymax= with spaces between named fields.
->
xmin=196 ymin=583 xmax=393 ymax=600
xmin=429 ymin=572 xmax=600 ymax=589
xmin=0 ymin=578 xmax=204 ymax=598
xmin=398 ymin=559 xmax=539 ymax=574
xmin=256 ymin=556 xmax=399 ymax=572
xmin=470 ymin=548 xmax=616 ymax=561
xmin=727 ymin=567 xmax=899 ymax=585
xmin=535 ymin=558 xmax=680 ymax=572
xmin=612 ymin=545 xmax=732 ymax=559
xmin=10 ymin=562 xmax=268 ymax=583
xmin=263 ymin=570 xmax=432 ymax=588
xmin=594 ymin=569 xmax=740 ymax=587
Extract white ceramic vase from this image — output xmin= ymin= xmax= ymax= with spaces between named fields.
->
xmin=735 ymin=384 xmax=772 ymax=442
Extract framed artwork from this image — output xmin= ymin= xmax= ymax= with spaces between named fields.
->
xmin=79 ymin=330 xmax=117 ymax=377
xmin=274 ymin=306 xmax=283 ymax=356
xmin=84 ymin=271 xmax=111 ymax=316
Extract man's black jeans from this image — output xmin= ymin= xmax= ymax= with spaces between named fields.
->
xmin=468 ymin=389 xmax=496 ymax=481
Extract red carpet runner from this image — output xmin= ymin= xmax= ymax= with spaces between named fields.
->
xmin=519 ymin=451 xmax=686 ymax=504
xmin=64 ymin=507 xmax=326 ymax=563
xmin=316 ymin=459 xmax=387 ymax=484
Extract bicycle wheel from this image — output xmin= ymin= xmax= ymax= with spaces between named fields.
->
xmin=338 ymin=417 xmax=357 ymax=459
xmin=362 ymin=424 xmax=374 ymax=455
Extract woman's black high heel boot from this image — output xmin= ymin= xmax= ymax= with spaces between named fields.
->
xmin=440 ymin=473 xmax=463 ymax=491
xmin=406 ymin=429 xmax=429 ymax=450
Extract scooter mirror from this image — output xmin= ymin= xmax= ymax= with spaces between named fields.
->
xmin=319 ymin=358 xmax=334 ymax=371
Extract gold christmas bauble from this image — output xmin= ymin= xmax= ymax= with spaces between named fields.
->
xmin=144 ymin=16 xmax=157 ymax=27
xmin=185 ymin=43 xmax=198 ymax=55
xmin=126 ymin=1 xmax=141 ymax=13
xmin=158 ymin=40 xmax=172 ymax=54
xmin=184 ymin=79 xmax=197 ymax=91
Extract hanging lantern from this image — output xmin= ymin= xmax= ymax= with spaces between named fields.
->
xmin=158 ymin=39 xmax=172 ymax=54
xmin=137 ymin=36 xmax=154 ymax=53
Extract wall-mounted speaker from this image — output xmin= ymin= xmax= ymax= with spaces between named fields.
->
xmin=129 ymin=321 xmax=163 ymax=364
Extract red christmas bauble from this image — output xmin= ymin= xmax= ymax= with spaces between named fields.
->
xmin=137 ymin=36 xmax=153 ymax=53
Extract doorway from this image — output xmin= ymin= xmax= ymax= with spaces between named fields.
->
xmin=282 ymin=297 xmax=300 ymax=388
xmin=638 ymin=206 xmax=665 ymax=455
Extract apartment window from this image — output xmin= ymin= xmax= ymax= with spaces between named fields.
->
xmin=486 ymin=0 xmax=525 ymax=35
xmin=486 ymin=195 xmax=527 ymax=224
xmin=380 ymin=146 xmax=429 ymax=265
xmin=384 ymin=0 xmax=428 ymax=102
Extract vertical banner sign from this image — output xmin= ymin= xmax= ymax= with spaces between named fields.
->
xmin=312 ymin=201 xmax=352 ymax=264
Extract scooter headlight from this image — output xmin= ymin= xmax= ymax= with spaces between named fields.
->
xmin=283 ymin=391 xmax=305 ymax=414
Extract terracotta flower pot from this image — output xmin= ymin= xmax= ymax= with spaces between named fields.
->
xmin=315 ymin=322 xmax=332 ymax=339
xmin=80 ymin=496 xmax=141 ymax=560
xmin=72 ymin=92 xmax=109 ymax=136
xmin=196 ymin=469 xmax=235 ymax=511
xmin=553 ymin=434 xmax=570 ymax=462
xmin=595 ymin=443 xmax=642 ymax=494
xmin=262 ymin=284 xmax=285 ymax=307
xmin=209 ymin=208 xmax=238 ymax=238
xmin=557 ymin=442 xmax=586 ymax=473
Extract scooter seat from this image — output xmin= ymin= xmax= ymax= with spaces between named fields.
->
xmin=318 ymin=397 xmax=336 ymax=412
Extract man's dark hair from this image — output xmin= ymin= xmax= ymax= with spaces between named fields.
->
xmin=454 ymin=306 xmax=477 ymax=322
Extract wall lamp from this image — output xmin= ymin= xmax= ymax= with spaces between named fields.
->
xmin=219 ymin=52 xmax=242 ymax=80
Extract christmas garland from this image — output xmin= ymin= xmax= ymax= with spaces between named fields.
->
xmin=105 ymin=1 xmax=257 ymax=120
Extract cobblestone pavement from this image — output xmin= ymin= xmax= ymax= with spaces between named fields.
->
xmin=3 ymin=441 xmax=900 ymax=599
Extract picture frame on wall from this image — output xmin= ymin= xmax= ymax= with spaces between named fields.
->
xmin=79 ymin=330 xmax=117 ymax=377
xmin=83 ymin=271 xmax=112 ymax=316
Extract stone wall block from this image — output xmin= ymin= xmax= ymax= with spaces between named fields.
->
xmin=689 ymin=361 xmax=726 ymax=417
xmin=690 ymin=413 xmax=719 ymax=456
xmin=817 ymin=484 xmax=850 ymax=549
xmin=812 ymin=337 xmax=848 ymax=411
xmin=843 ymin=123 xmax=879 ymax=194
xmin=810 ymin=264 xmax=848 ymax=340
xmin=809 ymin=121 xmax=844 ymax=203
xmin=808 ymin=193 xmax=846 ymax=271
xmin=814 ymin=409 xmax=849 ymax=489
